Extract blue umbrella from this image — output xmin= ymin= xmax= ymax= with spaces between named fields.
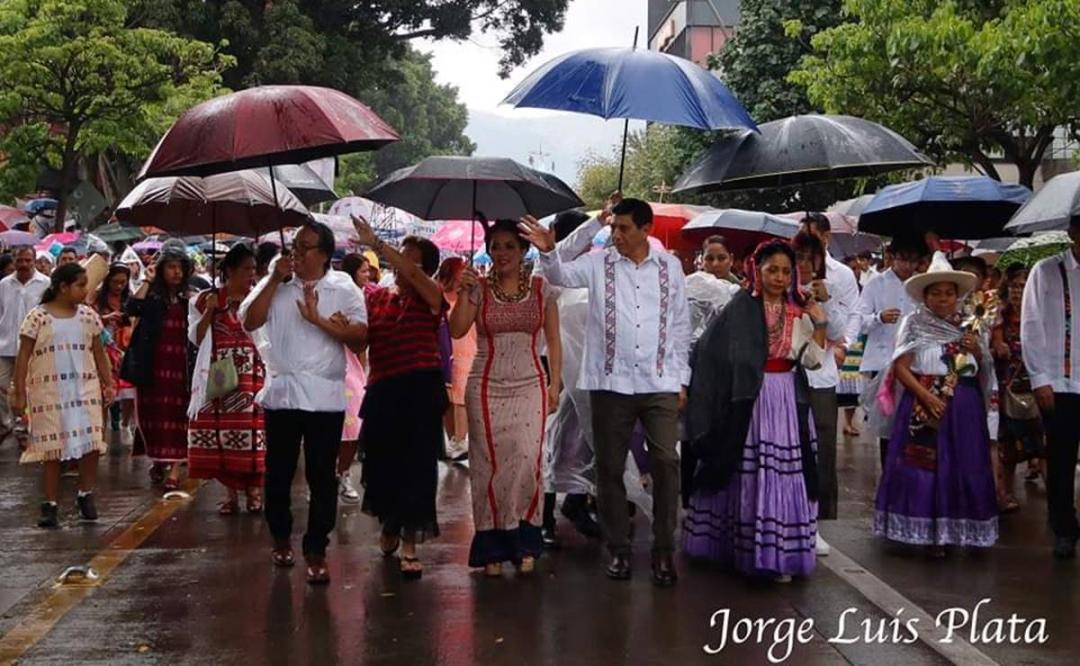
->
xmin=859 ymin=176 xmax=1031 ymax=240
xmin=24 ymin=198 xmax=58 ymax=215
xmin=502 ymin=44 xmax=756 ymax=188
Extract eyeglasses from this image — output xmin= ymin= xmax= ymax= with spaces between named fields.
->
xmin=292 ymin=241 xmax=318 ymax=254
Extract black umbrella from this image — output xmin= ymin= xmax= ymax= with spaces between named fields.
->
xmin=365 ymin=156 xmax=583 ymax=222
xmin=258 ymin=162 xmax=337 ymax=207
xmin=674 ymin=114 xmax=931 ymax=194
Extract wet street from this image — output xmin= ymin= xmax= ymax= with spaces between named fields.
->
xmin=0 ymin=427 xmax=1075 ymax=666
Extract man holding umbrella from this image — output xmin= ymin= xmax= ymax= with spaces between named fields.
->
xmin=240 ymin=220 xmax=368 ymax=584
xmin=521 ymin=199 xmax=691 ymax=587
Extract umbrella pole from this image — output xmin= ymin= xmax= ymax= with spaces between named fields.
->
xmin=469 ymin=180 xmax=477 ymax=266
xmin=616 ymin=26 xmax=640 ymax=193
xmin=210 ymin=208 xmax=217 ymax=285
xmin=268 ymin=162 xmax=286 ymax=248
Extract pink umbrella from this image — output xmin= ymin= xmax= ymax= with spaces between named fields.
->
xmin=431 ymin=220 xmax=486 ymax=253
xmin=0 ymin=205 xmax=27 ymax=230
xmin=35 ymin=232 xmax=80 ymax=251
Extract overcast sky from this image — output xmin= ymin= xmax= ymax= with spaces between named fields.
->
xmin=418 ymin=0 xmax=648 ymax=185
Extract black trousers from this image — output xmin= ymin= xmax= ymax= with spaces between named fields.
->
xmin=810 ymin=387 xmax=839 ymax=520
xmin=1045 ymin=394 xmax=1080 ymax=540
xmin=264 ymin=409 xmax=345 ymax=557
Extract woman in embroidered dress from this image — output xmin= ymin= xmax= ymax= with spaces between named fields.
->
xmin=187 ymin=243 xmax=265 ymax=515
xmin=991 ymin=265 xmax=1044 ymax=510
xmin=684 ymin=241 xmax=827 ymax=582
xmin=449 ymin=219 xmax=562 ymax=577
xmin=14 ymin=264 xmax=114 ymax=528
xmin=123 ymin=240 xmax=194 ymax=491
xmin=873 ymin=254 xmax=998 ymax=556
xmin=94 ymin=263 xmax=135 ymax=439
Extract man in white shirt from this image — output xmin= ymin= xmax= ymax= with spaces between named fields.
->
xmin=0 ymin=246 xmax=49 ymax=433
xmin=1021 ymin=216 xmax=1080 ymax=559
xmin=796 ymin=215 xmax=859 ymax=555
xmin=241 ymin=221 xmax=368 ymax=584
xmin=522 ymin=198 xmax=691 ymax=587
xmin=851 ymin=236 xmax=928 ymax=467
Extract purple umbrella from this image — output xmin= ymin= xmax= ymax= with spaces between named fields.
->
xmin=0 ymin=230 xmax=39 ymax=247
xmin=132 ymin=240 xmax=164 ymax=253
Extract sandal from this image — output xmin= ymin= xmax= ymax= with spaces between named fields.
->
xmin=380 ymin=535 xmax=401 ymax=557
xmin=400 ymin=556 xmax=423 ymax=580
xmin=218 ymin=498 xmax=239 ymax=515
xmin=246 ymin=489 xmax=263 ymax=514
xmin=271 ymin=546 xmax=295 ymax=568
xmin=306 ymin=559 xmax=330 ymax=585
xmin=843 ymin=426 xmax=862 ymax=437
xmin=999 ymin=497 xmax=1021 ymax=513
xmin=517 ymin=556 xmax=536 ymax=576
xmin=484 ymin=563 xmax=502 ymax=577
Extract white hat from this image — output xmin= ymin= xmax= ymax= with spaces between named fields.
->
xmin=904 ymin=251 xmax=979 ymax=303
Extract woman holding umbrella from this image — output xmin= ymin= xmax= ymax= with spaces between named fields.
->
xmin=187 ymin=243 xmax=266 ymax=514
xmin=449 ymin=220 xmax=562 ymax=577
xmin=122 ymin=240 xmax=194 ymax=490
xmin=353 ymin=217 xmax=447 ymax=580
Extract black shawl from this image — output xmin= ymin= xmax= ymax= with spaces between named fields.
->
xmin=682 ymin=290 xmax=818 ymax=504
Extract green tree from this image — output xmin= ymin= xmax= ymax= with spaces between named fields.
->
xmin=130 ymin=0 xmax=571 ymax=92
xmin=790 ymin=0 xmax=1080 ymax=188
xmin=335 ymin=48 xmax=476 ymax=195
xmin=0 ymin=0 xmax=231 ymax=228
xmin=712 ymin=0 xmax=845 ymax=123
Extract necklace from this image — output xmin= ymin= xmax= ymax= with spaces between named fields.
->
xmin=765 ymin=300 xmax=786 ymax=348
xmin=490 ymin=264 xmax=531 ymax=303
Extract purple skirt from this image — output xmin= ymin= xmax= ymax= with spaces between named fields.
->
xmin=683 ymin=372 xmax=818 ymax=577
xmin=873 ymin=382 xmax=998 ymax=546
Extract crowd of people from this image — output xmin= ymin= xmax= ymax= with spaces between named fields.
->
xmin=2 ymin=200 xmax=1078 ymax=586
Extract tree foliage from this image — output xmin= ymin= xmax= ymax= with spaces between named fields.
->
xmin=0 ymin=0 xmax=231 ymax=227
xmin=790 ymin=0 xmax=1080 ymax=187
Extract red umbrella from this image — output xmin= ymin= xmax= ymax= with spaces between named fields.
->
xmin=115 ymin=170 xmax=310 ymax=237
xmin=0 ymin=205 xmax=26 ymax=230
xmin=138 ymin=85 xmax=399 ymax=179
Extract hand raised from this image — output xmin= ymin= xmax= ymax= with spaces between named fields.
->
xmin=517 ymin=215 xmax=555 ymax=253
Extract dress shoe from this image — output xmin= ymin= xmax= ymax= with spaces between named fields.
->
xmin=561 ymin=494 xmax=600 ymax=539
xmin=605 ymin=554 xmax=631 ymax=580
xmin=541 ymin=525 xmax=561 ymax=550
xmin=271 ymin=541 xmax=295 ymax=568
xmin=306 ymin=556 xmax=330 ymax=585
xmin=651 ymin=554 xmax=677 ymax=587
xmin=1053 ymin=536 xmax=1077 ymax=560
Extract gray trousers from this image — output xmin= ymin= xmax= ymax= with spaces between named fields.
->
xmin=0 ymin=357 xmax=14 ymax=430
xmin=810 ymin=387 xmax=839 ymax=520
xmin=590 ymin=390 xmax=680 ymax=556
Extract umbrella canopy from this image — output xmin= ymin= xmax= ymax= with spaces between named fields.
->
xmin=648 ymin=202 xmax=713 ymax=252
xmin=328 ymin=197 xmax=419 ymax=244
xmin=311 ymin=213 xmax=360 ymax=249
xmin=828 ymin=194 xmax=876 ymax=219
xmin=365 ymin=156 xmax=584 ymax=221
xmin=501 ymin=47 xmax=757 ymax=132
xmin=138 ymin=86 xmax=399 ymax=179
xmin=1004 ymin=170 xmax=1080 ymax=234
xmin=36 ymin=232 xmax=80 ymax=251
xmin=116 ymin=170 xmax=310 ymax=237
xmin=675 ymin=115 xmax=930 ymax=194
xmin=258 ymin=162 xmax=338 ymax=207
xmin=859 ymin=176 xmax=1031 ymax=239
xmin=24 ymin=198 xmax=58 ymax=215
xmin=998 ymin=231 xmax=1074 ymax=268
xmin=0 ymin=230 xmax=38 ymax=247
xmin=0 ymin=205 xmax=27 ymax=229
xmin=91 ymin=221 xmax=146 ymax=243
xmin=776 ymin=210 xmax=882 ymax=259
xmin=682 ymin=209 xmax=799 ymax=257
xmin=432 ymin=221 xmax=487 ymax=253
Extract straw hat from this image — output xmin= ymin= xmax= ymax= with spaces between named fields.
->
xmin=903 ymin=252 xmax=979 ymax=303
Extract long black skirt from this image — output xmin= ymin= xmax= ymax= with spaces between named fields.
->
xmin=360 ymin=369 xmax=447 ymax=542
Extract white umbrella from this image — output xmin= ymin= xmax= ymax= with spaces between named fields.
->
xmin=1005 ymin=171 xmax=1080 ymax=234
xmin=683 ymin=209 xmax=800 ymax=238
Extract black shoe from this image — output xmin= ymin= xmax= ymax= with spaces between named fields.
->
xmin=77 ymin=493 xmax=98 ymax=521
xmin=651 ymin=554 xmax=677 ymax=587
xmin=561 ymin=494 xmax=601 ymax=539
xmin=1053 ymin=536 xmax=1077 ymax=560
xmin=605 ymin=554 xmax=631 ymax=580
xmin=541 ymin=525 xmax=561 ymax=550
xmin=37 ymin=502 xmax=59 ymax=529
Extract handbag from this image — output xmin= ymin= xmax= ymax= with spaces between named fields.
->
xmin=1001 ymin=384 xmax=1039 ymax=421
xmin=206 ymin=354 xmax=238 ymax=400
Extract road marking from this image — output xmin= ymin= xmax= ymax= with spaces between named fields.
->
xmin=819 ymin=544 xmax=999 ymax=666
xmin=0 ymin=481 xmax=202 ymax=665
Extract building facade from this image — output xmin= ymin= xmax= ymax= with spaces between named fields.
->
xmin=647 ymin=0 xmax=741 ymax=65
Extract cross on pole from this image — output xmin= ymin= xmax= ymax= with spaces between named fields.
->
xmin=652 ymin=180 xmax=673 ymax=203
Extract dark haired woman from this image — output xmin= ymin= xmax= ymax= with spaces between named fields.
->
xmin=187 ymin=243 xmax=266 ymax=514
xmin=123 ymin=241 xmax=194 ymax=491
xmin=335 ymin=252 xmax=371 ymax=504
xmin=94 ymin=263 xmax=135 ymax=439
xmin=684 ymin=241 xmax=827 ymax=582
xmin=991 ymin=265 xmax=1043 ymax=510
xmin=354 ymin=220 xmax=448 ymax=580
xmin=437 ymin=256 xmax=476 ymax=461
xmin=449 ymin=219 xmax=561 ymax=576
xmin=13 ymin=263 xmax=114 ymax=527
